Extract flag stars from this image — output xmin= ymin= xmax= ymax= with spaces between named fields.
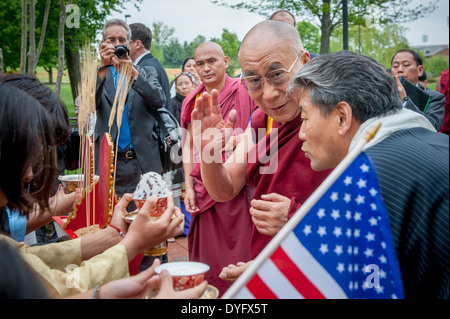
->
xmin=317 ymin=226 xmax=327 ymax=237
xmin=303 ymin=225 xmax=312 ymax=236
xmin=330 ymin=192 xmax=339 ymax=202
xmin=366 ymin=232 xmax=375 ymax=242
xmin=360 ymin=163 xmax=370 ymax=173
xmin=317 ymin=208 xmax=326 ymax=219
xmin=337 ymin=263 xmax=345 ymax=274
xmin=370 ymin=203 xmax=377 ymax=211
xmin=333 ymin=226 xmax=342 ymax=238
xmin=343 ymin=193 xmax=351 ymax=203
xmin=346 ymin=228 xmax=352 ymax=238
xmin=319 ymin=244 xmax=329 ymax=255
xmin=343 ymin=176 xmax=352 ymax=186
xmin=369 ymin=217 xmax=378 ymax=226
xmin=334 ymin=245 xmax=343 ymax=256
xmin=355 ymin=195 xmax=365 ymax=205
xmin=357 ymin=178 xmax=367 ymax=189
xmin=364 ymin=248 xmax=374 ymax=258
xmin=354 ymin=212 xmax=362 ymax=222
xmin=369 ymin=188 xmax=378 ymax=197
xmin=331 ymin=209 xmax=340 ymax=220
xmin=345 ymin=210 xmax=352 ymax=220
xmin=379 ymin=255 xmax=387 ymax=264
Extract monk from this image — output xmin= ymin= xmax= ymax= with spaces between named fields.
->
xmin=180 ymin=42 xmax=257 ymax=296
xmin=190 ymin=21 xmax=331 ymax=282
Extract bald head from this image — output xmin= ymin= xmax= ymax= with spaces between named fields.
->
xmin=269 ymin=10 xmax=296 ymax=26
xmin=195 ymin=41 xmax=225 ymax=60
xmin=238 ymin=20 xmax=309 ymax=124
xmin=194 ymin=41 xmax=229 ymax=92
xmin=240 ymin=20 xmax=303 ymax=59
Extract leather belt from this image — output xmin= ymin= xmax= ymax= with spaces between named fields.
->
xmin=117 ymin=150 xmax=136 ymax=160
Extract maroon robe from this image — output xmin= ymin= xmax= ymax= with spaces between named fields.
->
xmin=246 ymin=109 xmax=332 ymax=259
xmin=181 ymin=75 xmax=257 ymax=296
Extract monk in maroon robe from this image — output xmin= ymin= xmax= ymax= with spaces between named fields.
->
xmin=190 ymin=21 xmax=330 ymax=284
xmin=180 ymin=42 xmax=257 ymax=296
xmin=246 ymin=109 xmax=331 ymax=259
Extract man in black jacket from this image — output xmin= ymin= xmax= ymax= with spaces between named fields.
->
xmin=290 ymin=51 xmax=449 ymax=298
xmin=391 ymin=49 xmax=446 ymax=131
xmin=129 ymin=23 xmax=173 ymax=115
xmin=96 ymin=19 xmax=166 ymax=197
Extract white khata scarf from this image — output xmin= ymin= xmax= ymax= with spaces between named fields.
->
xmin=349 ymin=108 xmax=437 ymax=153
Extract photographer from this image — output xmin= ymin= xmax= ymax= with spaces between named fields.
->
xmin=95 ymin=19 xmax=166 ymax=206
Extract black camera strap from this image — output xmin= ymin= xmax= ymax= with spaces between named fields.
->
xmin=98 ymin=64 xmax=113 ymax=72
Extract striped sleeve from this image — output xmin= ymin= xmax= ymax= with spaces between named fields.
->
xmin=366 ymin=128 xmax=449 ymax=299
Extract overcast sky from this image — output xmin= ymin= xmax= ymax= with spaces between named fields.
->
xmin=108 ymin=0 xmax=449 ymax=47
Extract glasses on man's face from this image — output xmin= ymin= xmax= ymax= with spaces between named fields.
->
xmin=106 ymin=37 xmax=128 ymax=45
xmin=241 ymin=51 xmax=303 ymax=92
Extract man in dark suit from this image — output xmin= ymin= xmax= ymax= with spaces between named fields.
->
xmin=290 ymin=51 xmax=448 ymax=299
xmin=391 ymin=49 xmax=446 ymax=131
xmin=96 ymin=19 xmax=166 ymax=199
xmin=129 ymin=23 xmax=173 ymax=115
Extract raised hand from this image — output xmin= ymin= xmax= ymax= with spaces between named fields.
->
xmin=191 ymin=90 xmax=237 ymax=164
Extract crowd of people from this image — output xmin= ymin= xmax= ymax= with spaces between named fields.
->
xmin=0 ymin=9 xmax=448 ymax=299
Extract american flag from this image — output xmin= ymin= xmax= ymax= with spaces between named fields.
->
xmin=229 ymin=152 xmax=404 ymax=299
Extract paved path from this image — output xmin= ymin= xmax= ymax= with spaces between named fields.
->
xmin=167 ymin=236 xmax=189 ymax=262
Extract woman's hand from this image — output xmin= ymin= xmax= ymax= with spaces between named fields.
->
xmin=155 ymin=269 xmax=208 ymax=299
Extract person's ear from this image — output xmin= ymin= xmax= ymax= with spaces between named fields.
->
xmin=335 ymin=101 xmax=354 ymax=136
xmin=301 ymin=50 xmax=310 ymax=64
xmin=224 ymin=56 xmax=230 ymax=69
xmin=418 ymin=65 xmax=424 ymax=78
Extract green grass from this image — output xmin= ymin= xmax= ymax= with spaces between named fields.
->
xmin=44 ymin=83 xmax=76 ymax=118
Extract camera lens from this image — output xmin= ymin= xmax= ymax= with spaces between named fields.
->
xmin=115 ymin=45 xmax=129 ymax=59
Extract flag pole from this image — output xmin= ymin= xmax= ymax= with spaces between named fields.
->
xmin=222 ymin=122 xmax=382 ymax=299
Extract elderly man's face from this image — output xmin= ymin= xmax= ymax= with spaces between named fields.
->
xmin=103 ymin=24 xmax=129 ymax=46
xmin=298 ymin=91 xmax=348 ymax=171
xmin=239 ymin=38 xmax=307 ymax=124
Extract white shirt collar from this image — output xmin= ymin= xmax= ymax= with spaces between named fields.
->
xmin=134 ymin=50 xmax=150 ymax=66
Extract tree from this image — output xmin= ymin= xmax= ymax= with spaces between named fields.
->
xmin=183 ymin=35 xmax=207 ymax=58
xmin=329 ymin=23 xmax=410 ymax=67
xmin=211 ymin=28 xmax=241 ymax=76
xmin=55 ymin=0 xmax=70 ymax=98
xmin=163 ymin=39 xmax=185 ymax=68
xmin=0 ymin=0 xmax=22 ymax=72
xmin=151 ymin=20 xmax=176 ymax=66
xmin=211 ymin=0 xmax=439 ymax=54
xmin=297 ymin=21 xmax=320 ymax=54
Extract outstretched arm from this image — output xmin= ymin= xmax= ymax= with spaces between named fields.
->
xmin=191 ymin=90 xmax=254 ymax=202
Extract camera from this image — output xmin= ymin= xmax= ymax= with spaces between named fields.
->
xmin=115 ymin=44 xmax=129 ymax=59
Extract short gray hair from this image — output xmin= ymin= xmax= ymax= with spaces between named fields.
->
xmin=102 ymin=19 xmax=132 ymax=41
xmin=289 ymin=51 xmax=402 ymax=123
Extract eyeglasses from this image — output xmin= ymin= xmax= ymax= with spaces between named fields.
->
xmin=240 ymin=51 xmax=303 ymax=92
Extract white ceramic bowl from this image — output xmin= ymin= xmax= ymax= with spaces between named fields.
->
xmin=155 ymin=261 xmax=210 ymax=291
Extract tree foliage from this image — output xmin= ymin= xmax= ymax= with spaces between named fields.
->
xmin=211 ymin=28 xmax=241 ymax=76
xmin=329 ymin=23 xmax=410 ymax=67
xmin=211 ymin=0 xmax=439 ymax=54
